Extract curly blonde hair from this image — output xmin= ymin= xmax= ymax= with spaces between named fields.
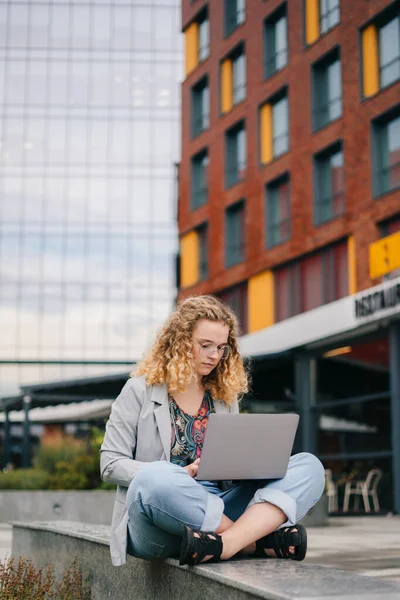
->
xmin=134 ymin=295 xmax=249 ymax=404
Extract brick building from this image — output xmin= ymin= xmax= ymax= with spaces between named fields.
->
xmin=178 ymin=0 xmax=400 ymax=513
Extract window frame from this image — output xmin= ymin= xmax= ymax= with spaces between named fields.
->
xmin=319 ymin=0 xmax=340 ymax=36
xmin=263 ymin=4 xmax=288 ymax=79
xmin=265 ymin=173 xmax=291 ymax=248
xmin=197 ymin=221 xmax=209 ymax=281
xmin=190 ymin=148 xmax=209 ymax=210
xmin=198 ymin=10 xmax=210 ymax=63
xmin=376 ymin=6 xmax=400 ymax=91
xmin=191 ymin=75 xmax=210 ymax=138
xmin=224 ymin=0 xmax=246 ymax=37
xmin=371 ymin=105 xmax=400 ymax=199
xmin=225 ymin=199 xmax=246 ymax=268
xmin=313 ymin=141 xmax=345 ymax=225
xmin=311 ymin=46 xmax=342 ymax=131
xmin=225 ymin=120 xmax=247 ymax=188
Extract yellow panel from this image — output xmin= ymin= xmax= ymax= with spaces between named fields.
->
xmin=362 ymin=25 xmax=379 ymax=97
xmin=348 ymin=236 xmax=357 ymax=295
xmin=221 ymin=59 xmax=233 ymax=114
xmin=248 ymin=271 xmax=275 ymax=333
xmin=305 ymin=0 xmax=319 ymax=45
xmin=369 ymin=231 xmax=400 ymax=279
xmin=260 ymin=103 xmax=272 ymax=164
xmin=180 ymin=231 xmax=199 ymax=288
xmin=185 ymin=22 xmax=199 ymax=76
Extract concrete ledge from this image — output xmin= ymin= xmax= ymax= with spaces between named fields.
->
xmin=0 ymin=490 xmax=113 ymax=523
xmin=12 ymin=521 xmax=400 ymax=600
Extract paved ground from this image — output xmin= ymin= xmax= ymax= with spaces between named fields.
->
xmin=306 ymin=515 xmax=400 ymax=584
xmin=1 ymin=516 xmax=400 ymax=584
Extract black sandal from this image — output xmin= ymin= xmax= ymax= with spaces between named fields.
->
xmin=255 ymin=524 xmax=307 ymax=561
xmin=179 ymin=525 xmax=223 ymax=566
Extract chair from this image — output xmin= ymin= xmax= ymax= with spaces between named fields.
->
xmin=343 ymin=468 xmax=382 ymax=513
xmin=325 ymin=469 xmax=338 ymax=513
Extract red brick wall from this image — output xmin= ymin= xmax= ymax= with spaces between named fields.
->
xmin=178 ymin=0 xmax=400 ymax=300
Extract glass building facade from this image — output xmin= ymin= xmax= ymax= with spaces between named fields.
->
xmin=0 ymin=0 xmax=182 ymax=396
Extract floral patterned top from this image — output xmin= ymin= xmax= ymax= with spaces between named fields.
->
xmin=169 ymin=391 xmax=215 ymax=467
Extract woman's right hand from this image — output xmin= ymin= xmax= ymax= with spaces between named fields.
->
xmin=184 ymin=458 xmax=200 ymax=478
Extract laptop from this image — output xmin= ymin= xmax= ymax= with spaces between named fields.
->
xmin=196 ymin=413 xmax=299 ymax=481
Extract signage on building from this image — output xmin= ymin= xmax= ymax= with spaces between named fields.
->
xmin=369 ymin=231 xmax=400 ymax=279
xmin=354 ymin=282 xmax=400 ymax=318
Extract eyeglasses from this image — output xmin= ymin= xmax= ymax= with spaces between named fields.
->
xmin=195 ymin=341 xmax=231 ymax=360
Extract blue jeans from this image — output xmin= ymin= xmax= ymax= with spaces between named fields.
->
xmin=126 ymin=452 xmax=325 ymax=561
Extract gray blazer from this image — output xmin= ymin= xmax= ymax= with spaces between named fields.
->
xmin=100 ymin=375 xmax=239 ymax=566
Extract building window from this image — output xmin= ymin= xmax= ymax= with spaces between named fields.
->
xmin=312 ymin=48 xmax=342 ymax=130
xmin=264 ymin=5 xmax=288 ymax=78
xmin=191 ymin=149 xmax=208 ymax=210
xmin=221 ymin=44 xmax=246 ymax=113
xmin=361 ymin=5 xmax=400 ymax=98
xmin=218 ymin=282 xmax=248 ymax=334
xmin=372 ymin=109 xmax=400 ymax=197
xmin=314 ymin=143 xmax=345 ymax=224
xmin=197 ymin=222 xmax=209 ymax=281
xmin=266 ymin=174 xmax=291 ymax=248
xmin=198 ymin=12 xmax=210 ymax=62
xmin=381 ymin=214 xmax=400 ymax=237
xmin=225 ymin=121 xmax=246 ymax=188
xmin=184 ymin=9 xmax=209 ymax=76
xmin=192 ymin=77 xmax=209 ymax=137
xmin=378 ymin=12 xmax=400 ymax=89
xmin=272 ymin=93 xmax=289 ymax=158
xmin=320 ymin=0 xmax=340 ymax=35
xmin=274 ymin=240 xmax=348 ymax=322
xmin=260 ymin=90 xmax=289 ymax=164
xmin=225 ymin=0 xmax=245 ymax=37
xmin=225 ymin=200 xmax=245 ymax=268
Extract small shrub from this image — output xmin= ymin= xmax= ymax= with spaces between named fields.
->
xmin=0 ymin=556 xmax=92 ymax=599
xmin=33 ymin=436 xmax=87 ymax=475
xmin=0 ymin=469 xmax=50 ymax=490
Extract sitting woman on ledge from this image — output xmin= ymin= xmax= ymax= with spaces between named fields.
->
xmin=100 ymin=295 xmax=325 ymax=567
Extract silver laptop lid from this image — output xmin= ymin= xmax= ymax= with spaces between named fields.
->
xmin=197 ymin=413 xmax=299 ymax=481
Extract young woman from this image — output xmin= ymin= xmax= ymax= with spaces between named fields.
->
xmin=100 ymin=295 xmax=325 ymax=567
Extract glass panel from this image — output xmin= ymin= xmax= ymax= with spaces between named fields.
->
xmin=5 ymin=60 xmax=26 ymax=104
xmin=333 ymin=241 xmax=348 ymax=300
xmin=28 ymin=61 xmax=47 ymax=105
xmin=113 ymin=7 xmax=132 ymax=51
xmin=49 ymin=61 xmax=68 ymax=105
xmin=275 ymin=267 xmax=291 ymax=321
xmin=327 ymin=59 xmax=342 ymax=121
xmin=30 ymin=5 xmax=50 ymax=48
xmin=69 ymin=62 xmax=89 ymax=106
xmin=379 ymin=18 xmax=400 ymax=88
xmin=237 ymin=127 xmax=246 ymax=177
xmin=0 ymin=5 xmax=7 ymax=46
xmin=92 ymin=6 xmax=111 ymax=49
xmin=90 ymin=63 xmax=110 ymax=107
xmin=275 ymin=16 xmax=288 ymax=71
xmin=301 ymin=253 xmax=323 ymax=312
xmin=273 ymin=96 xmax=289 ymax=157
xmin=112 ymin=64 xmax=132 ymax=108
xmin=132 ymin=7 xmax=152 ymax=51
xmin=387 ymin=115 xmax=400 ymax=190
xmin=50 ymin=5 xmax=70 ymax=48
xmin=198 ymin=18 xmax=209 ymax=61
xmin=47 ymin=119 xmax=67 ymax=163
xmin=320 ymin=0 xmax=340 ymax=34
xmin=8 ymin=4 xmax=28 ymax=47
xmin=331 ymin=150 xmax=345 ymax=217
xmin=233 ymin=52 xmax=246 ymax=104
xmin=71 ymin=5 xmax=90 ymax=48
xmin=237 ymin=0 xmax=246 ymax=25
xmin=154 ymin=8 xmax=174 ymax=51
xmin=267 ymin=185 xmax=280 ymax=247
xmin=202 ymin=85 xmax=210 ymax=129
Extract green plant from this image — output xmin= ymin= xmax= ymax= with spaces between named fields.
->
xmin=0 ymin=556 xmax=92 ymax=599
xmin=0 ymin=469 xmax=50 ymax=490
xmin=33 ymin=437 xmax=87 ymax=475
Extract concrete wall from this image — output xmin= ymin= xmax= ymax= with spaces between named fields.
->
xmin=0 ymin=491 xmax=114 ymax=524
